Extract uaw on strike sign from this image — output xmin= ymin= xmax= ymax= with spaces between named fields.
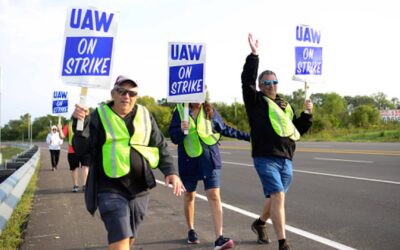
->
xmin=61 ymin=7 xmax=119 ymax=89
xmin=167 ymin=42 xmax=206 ymax=103
xmin=294 ymin=24 xmax=322 ymax=76
xmin=52 ymin=91 xmax=68 ymax=114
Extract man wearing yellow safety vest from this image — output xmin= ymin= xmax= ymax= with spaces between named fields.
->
xmin=72 ymin=75 xmax=185 ymax=250
xmin=169 ymin=101 xmax=250 ymax=250
xmin=242 ymin=33 xmax=313 ymax=250
xmin=58 ymin=119 xmax=90 ymax=193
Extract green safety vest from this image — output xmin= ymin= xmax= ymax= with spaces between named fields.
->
xmin=176 ymin=104 xmax=221 ymax=158
xmin=68 ymin=120 xmax=73 ymax=146
xmin=263 ymin=96 xmax=300 ymax=141
xmin=98 ymin=104 xmax=160 ymax=178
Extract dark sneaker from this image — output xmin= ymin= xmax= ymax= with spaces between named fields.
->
xmin=82 ymin=185 xmax=86 ymax=192
xmin=214 ymin=235 xmax=234 ymax=250
xmin=187 ymin=229 xmax=199 ymax=244
xmin=72 ymin=185 xmax=79 ymax=193
xmin=251 ymin=219 xmax=271 ymax=244
xmin=279 ymin=242 xmax=291 ymax=250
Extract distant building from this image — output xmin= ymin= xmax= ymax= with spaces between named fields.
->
xmin=380 ymin=109 xmax=400 ymax=123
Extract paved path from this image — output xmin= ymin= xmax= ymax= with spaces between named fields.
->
xmin=20 ymin=148 xmax=277 ymax=250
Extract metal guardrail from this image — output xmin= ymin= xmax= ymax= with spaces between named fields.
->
xmin=0 ymin=145 xmax=40 ymax=234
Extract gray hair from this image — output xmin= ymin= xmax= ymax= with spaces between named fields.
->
xmin=258 ymin=70 xmax=277 ymax=84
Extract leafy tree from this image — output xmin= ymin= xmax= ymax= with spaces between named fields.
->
xmin=213 ymin=102 xmax=250 ymax=133
xmin=390 ymin=97 xmax=399 ymax=109
xmin=290 ymin=88 xmax=306 ymax=115
xmin=372 ymin=92 xmax=394 ymax=109
xmin=137 ymin=96 xmax=172 ymax=136
xmin=32 ymin=115 xmax=66 ymax=140
xmin=1 ymin=114 xmax=33 ymax=141
xmin=312 ymin=92 xmax=348 ymax=129
xmin=344 ymin=95 xmax=375 ymax=114
xmin=351 ymin=105 xmax=380 ymax=127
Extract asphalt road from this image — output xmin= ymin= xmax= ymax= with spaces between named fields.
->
xmin=26 ymin=140 xmax=400 ymax=249
xmin=157 ymin=141 xmax=400 ymax=250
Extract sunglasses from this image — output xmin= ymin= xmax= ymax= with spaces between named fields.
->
xmin=114 ymin=87 xmax=138 ymax=97
xmin=263 ymin=80 xmax=279 ymax=86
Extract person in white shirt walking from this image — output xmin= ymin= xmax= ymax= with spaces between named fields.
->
xmin=46 ymin=125 xmax=64 ymax=171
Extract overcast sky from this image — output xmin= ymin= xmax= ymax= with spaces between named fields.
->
xmin=0 ymin=0 xmax=399 ymax=125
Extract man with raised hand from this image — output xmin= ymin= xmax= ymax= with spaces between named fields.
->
xmin=241 ymin=33 xmax=313 ymax=250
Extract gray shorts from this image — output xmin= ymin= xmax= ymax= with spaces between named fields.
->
xmin=97 ymin=192 xmax=149 ymax=244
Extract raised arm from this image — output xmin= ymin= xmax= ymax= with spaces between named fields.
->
xmin=248 ymin=33 xmax=259 ymax=55
xmin=241 ymin=33 xmax=260 ymax=106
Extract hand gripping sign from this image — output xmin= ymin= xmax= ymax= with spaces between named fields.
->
xmin=167 ymin=42 xmax=206 ymax=134
xmin=61 ymin=7 xmax=119 ymax=130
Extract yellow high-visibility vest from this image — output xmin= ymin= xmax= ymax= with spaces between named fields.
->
xmin=98 ymin=104 xmax=159 ymax=178
xmin=176 ymin=104 xmax=220 ymax=157
xmin=263 ymin=96 xmax=300 ymax=141
xmin=68 ymin=120 xmax=73 ymax=145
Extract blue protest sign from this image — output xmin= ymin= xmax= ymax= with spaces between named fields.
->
xmin=61 ymin=7 xmax=119 ymax=89
xmin=295 ymin=47 xmax=323 ymax=75
xmin=169 ymin=64 xmax=204 ymax=96
xmin=167 ymin=42 xmax=206 ymax=103
xmin=294 ymin=25 xmax=323 ymax=76
xmin=52 ymin=100 xmax=68 ymax=114
xmin=52 ymin=91 xmax=68 ymax=114
xmin=62 ymin=37 xmax=113 ymax=76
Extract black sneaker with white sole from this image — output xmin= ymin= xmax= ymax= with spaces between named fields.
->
xmin=214 ymin=235 xmax=234 ymax=250
xmin=187 ymin=229 xmax=199 ymax=244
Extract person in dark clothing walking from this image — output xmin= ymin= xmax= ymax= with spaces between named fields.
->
xmin=72 ymin=75 xmax=184 ymax=250
xmin=242 ymin=33 xmax=313 ymax=250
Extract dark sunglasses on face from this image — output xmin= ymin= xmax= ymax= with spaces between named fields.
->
xmin=263 ymin=80 xmax=279 ymax=86
xmin=114 ymin=87 xmax=138 ymax=97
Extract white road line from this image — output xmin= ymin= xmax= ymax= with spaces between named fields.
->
xmin=314 ymin=157 xmax=373 ymax=164
xmin=222 ymin=160 xmax=400 ymax=185
xmin=28 ymin=233 xmax=59 ymax=239
xmin=219 ymin=151 xmax=232 ymax=154
xmin=156 ymin=179 xmax=356 ymax=250
xmin=295 ymin=170 xmax=400 ymax=185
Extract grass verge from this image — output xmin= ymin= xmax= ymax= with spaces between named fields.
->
xmin=1 ymin=147 xmax=24 ymax=161
xmin=303 ymin=128 xmax=400 ymax=142
xmin=0 ymin=162 xmax=40 ymax=249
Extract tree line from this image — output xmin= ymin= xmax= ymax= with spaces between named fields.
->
xmin=1 ymin=90 xmax=399 ymax=141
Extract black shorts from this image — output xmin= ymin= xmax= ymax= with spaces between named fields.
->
xmin=67 ymin=153 xmax=91 ymax=170
xmin=97 ymin=192 xmax=149 ymax=244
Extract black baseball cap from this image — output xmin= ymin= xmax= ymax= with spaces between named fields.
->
xmin=114 ymin=75 xmax=137 ymax=87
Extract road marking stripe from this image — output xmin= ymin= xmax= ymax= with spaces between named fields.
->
xmin=156 ymin=179 xmax=356 ymax=250
xmin=219 ymin=145 xmax=400 ymax=156
xmin=222 ymin=160 xmax=400 ymax=185
xmin=314 ymin=157 xmax=373 ymax=164
xmin=295 ymin=170 xmax=400 ymax=185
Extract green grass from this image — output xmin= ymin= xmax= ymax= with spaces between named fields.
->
xmin=1 ymin=147 xmax=24 ymax=162
xmin=303 ymin=128 xmax=400 ymax=142
xmin=0 ymin=163 xmax=40 ymax=249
